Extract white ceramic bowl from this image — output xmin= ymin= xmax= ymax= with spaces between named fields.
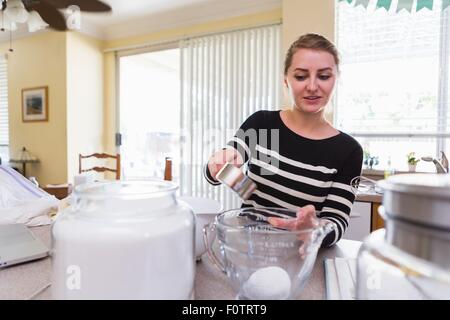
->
xmin=178 ymin=196 xmax=222 ymax=259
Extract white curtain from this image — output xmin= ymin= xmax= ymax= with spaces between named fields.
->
xmin=179 ymin=24 xmax=282 ymax=209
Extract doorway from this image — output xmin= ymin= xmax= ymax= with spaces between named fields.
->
xmin=118 ymin=47 xmax=180 ymax=181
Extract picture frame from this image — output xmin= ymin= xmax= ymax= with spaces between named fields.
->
xmin=22 ymin=86 xmax=48 ymax=122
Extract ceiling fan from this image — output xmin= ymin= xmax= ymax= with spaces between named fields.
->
xmin=1 ymin=0 xmax=112 ymax=31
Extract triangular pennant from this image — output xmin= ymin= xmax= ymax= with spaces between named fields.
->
xmin=396 ymin=0 xmax=414 ymax=12
xmin=416 ymin=0 xmax=434 ymax=11
xmin=341 ymin=0 xmax=450 ymax=13
xmin=444 ymin=0 xmax=450 ymax=10
xmin=375 ymin=0 xmax=393 ymax=11
xmin=354 ymin=0 xmax=370 ymax=9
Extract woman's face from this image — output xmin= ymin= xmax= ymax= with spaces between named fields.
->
xmin=284 ymin=48 xmax=337 ymax=115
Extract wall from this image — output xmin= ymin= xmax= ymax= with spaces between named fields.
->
xmin=1 ymin=32 xmax=68 ymax=186
xmin=282 ymin=0 xmax=335 ymax=120
xmin=282 ymin=0 xmax=335 ymax=53
xmin=1 ymin=30 xmax=105 ymax=185
xmin=66 ymin=32 xmax=104 ymax=183
xmin=103 ymin=51 xmax=116 ymax=154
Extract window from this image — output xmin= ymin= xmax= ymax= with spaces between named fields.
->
xmin=0 ymin=55 xmax=8 ymax=164
xmin=116 ymin=24 xmax=282 ymax=210
xmin=118 ymin=47 xmax=180 ymax=180
xmin=180 ymin=24 xmax=282 ymax=209
xmin=335 ymin=0 xmax=450 ymax=172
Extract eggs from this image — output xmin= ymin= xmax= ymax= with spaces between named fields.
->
xmin=243 ymin=266 xmax=291 ymax=300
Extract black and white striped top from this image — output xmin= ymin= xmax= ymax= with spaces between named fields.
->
xmin=204 ymin=110 xmax=363 ymax=247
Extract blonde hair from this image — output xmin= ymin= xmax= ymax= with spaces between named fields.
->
xmin=284 ymin=33 xmax=340 ymax=75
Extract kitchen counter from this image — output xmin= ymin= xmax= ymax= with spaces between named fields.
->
xmin=0 ymin=225 xmax=362 ymax=300
xmin=355 ymin=192 xmax=382 ymax=203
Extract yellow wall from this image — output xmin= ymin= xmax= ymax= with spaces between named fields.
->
xmin=1 ymin=32 xmax=68 ymax=186
xmin=1 ymin=30 xmax=105 ymax=185
xmin=282 ymin=0 xmax=335 ymax=120
xmin=103 ymin=51 xmax=116 ymax=154
xmin=66 ymin=32 xmax=104 ymax=183
xmin=282 ymin=0 xmax=335 ymax=54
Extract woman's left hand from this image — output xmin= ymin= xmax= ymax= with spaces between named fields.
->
xmin=267 ymin=205 xmax=321 ymax=258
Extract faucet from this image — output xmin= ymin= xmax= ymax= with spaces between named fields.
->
xmin=421 ymin=151 xmax=449 ymax=173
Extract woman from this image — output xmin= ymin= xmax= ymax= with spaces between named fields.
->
xmin=204 ymin=33 xmax=363 ymax=247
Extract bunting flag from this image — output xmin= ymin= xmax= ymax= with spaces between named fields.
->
xmin=416 ymin=0 xmax=434 ymax=11
xmin=396 ymin=0 xmax=414 ymax=12
xmin=444 ymin=0 xmax=450 ymax=10
xmin=376 ymin=0 xmax=393 ymax=11
xmin=355 ymin=0 xmax=370 ymax=8
xmin=337 ymin=0 xmax=450 ymax=13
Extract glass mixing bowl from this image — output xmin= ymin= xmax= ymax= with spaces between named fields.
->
xmin=203 ymin=207 xmax=336 ymax=300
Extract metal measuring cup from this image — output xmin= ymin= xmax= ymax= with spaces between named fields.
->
xmin=215 ymin=162 xmax=257 ymax=200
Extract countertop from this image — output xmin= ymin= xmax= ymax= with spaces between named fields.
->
xmin=0 ymin=225 xmax=362 ymax=300
xmin=355 ymin=192 xmax=383 ymax=203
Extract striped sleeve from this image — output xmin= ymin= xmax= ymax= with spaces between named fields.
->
xmin=319 ymin=146 xmax=363 ymax=247
xmin=203 ymin=163 xmax=221 ymax=185
xmin=226 ymin=111 xmax=263 ymax=163
xmin=204 ymin=111 xmax=262 ymax=186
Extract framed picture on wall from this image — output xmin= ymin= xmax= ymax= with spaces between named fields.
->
xmin=22 ymin=86 xmax=48 ymax=122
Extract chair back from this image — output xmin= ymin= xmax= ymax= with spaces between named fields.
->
xmin=164 ymin=157 xmax=172 ymax=181
xmin=79 ymin=153 xmax=121 ymax=180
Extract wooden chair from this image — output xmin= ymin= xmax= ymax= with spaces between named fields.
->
xmin=79 ymin=153 xmax=121 ymax=180
xmin=164 ymin=157 xmax=172 ymax=181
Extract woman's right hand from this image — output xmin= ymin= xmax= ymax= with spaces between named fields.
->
xmin=207 ymin=148 xmax=244 ymax=180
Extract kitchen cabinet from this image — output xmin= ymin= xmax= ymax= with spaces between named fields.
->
xmin=343 ymin=201 xmax=372 ymax=241
xmin=371 ymin=202 xmax=384 ymax=231
xmin=343 ymin=201 xmax=385 ymax=242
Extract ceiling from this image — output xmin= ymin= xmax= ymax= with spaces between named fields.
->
xmin=82 ymin=0 xmax=219 ymax=27
xmin=84 ymin=0 xmax=281 ymax=40
xmin=0 ymin=0 xmax=281 ymax=42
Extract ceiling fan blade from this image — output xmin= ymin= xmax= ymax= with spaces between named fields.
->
xmin=42 ymin=0 xmax=112 ymax=12
xmin=30 ymin=1 xmax=67 ymax=31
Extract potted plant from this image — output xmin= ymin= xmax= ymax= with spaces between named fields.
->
xmin=407 ymin=152 xmax=420 ymax=172
xmin=363 ymin=150 xmax=379 ymax=170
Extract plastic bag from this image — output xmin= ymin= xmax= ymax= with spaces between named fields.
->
xmin=0 ymin=165 xmax=59 ymax=226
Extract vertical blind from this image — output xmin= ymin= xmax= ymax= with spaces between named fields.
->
xmin=180 ymin=24 xmax=282 ymax=209
xmin=0 ymin=55 xmax=8 ymax=163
